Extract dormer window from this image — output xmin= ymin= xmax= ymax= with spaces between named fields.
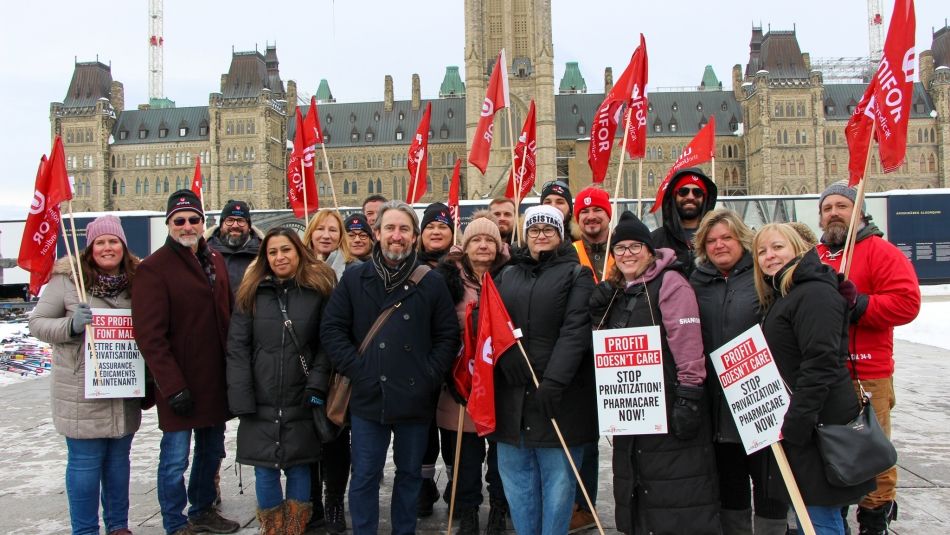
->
xmin=138 ymin=129 xmax=148 ymax=139
xmin=119 ymin=130 xmax=129 ymax=140
xmin=179 ymin=127 xmax=188 ymax=137
xmin=159 ymin=128 xmax=168 ymax=138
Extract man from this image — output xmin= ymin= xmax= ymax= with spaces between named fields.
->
xmin=132 ymin=190 xmax=239 ymax=535
xmin=573 ymin=186 xmax=613 ymax=283
xmin=651 ymin=168 xmax=717 ymax=276
xmin=362 ymin=194 xmax=388 ymax=226
xmin=321 ymin=200 xmax=459 ymax=535
xmin=345 ymin=212 xmax=375 ymax=262
xmin=205 ymin=199 xmax=261 ymax=297
xmin=816 ymin=181 xmax=921 ymax=535
xmin=489 ymin=196 xmax=517 ymax=244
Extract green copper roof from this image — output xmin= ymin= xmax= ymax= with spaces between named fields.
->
xmin=149 ymin=97 xmax=176 ymax=109
xmin=559 ymin=62 xmax=587 ymax=94
xmin=439 ymin=66 xmax=465 ymax=98
xmin=315 ymin=79 xmax=334 ymax=103
xmin=700 ymin=65 xmax=720 ymax=90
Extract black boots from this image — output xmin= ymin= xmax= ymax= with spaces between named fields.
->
xmin=857 ymin=502 xmax=897 ymax=535
xmin=458 ymin=507 xmax=479 ymax=535
xmin=417 ymin=477 xmax=441 ymax=517
xmin=485 ymin=498 xmax=509 ymax=535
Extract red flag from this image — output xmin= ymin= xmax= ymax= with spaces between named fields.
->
xmin=304 ymin=95 xmax=324 ymax=145
xmin=407 ymin=101 xmax=432 ymax=203
xmin=505 ymin=100 xmax=537 ymax=199
xmin=468 ymin=49 xmax=510 ymax=174
xmin=451 ymin=301 xmax=478 ymax=399
xmin=190 ymin=156 xmax=202 ymax=199
xmin=448 ymin=158 xmax=462 ymax=224
xmin=287 ymin=107 xmax=318 ymax=217
xmin=468 ymin=274 xmax=519 ymax=436
xmin=18 ymin=148 xmax=72 ymax=296
xmin=588 ymin=35 xmax=649 ymax=183
xmin=651 ymin=116 xmax=716 ymax=213
xmin=845 ymin=0 xmax=916 ymax=186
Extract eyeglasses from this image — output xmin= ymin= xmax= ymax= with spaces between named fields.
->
xmin=223 ymin=217 xmax=248 ymax=226
xmin=172 ymin=216 xmax=202 ymax=227
xmin=347 ymin=231 xmax=370 ymax=241
xmin=612 ymin=243 xmax=644 ymax=256
xmin=527 ymin=226 xmax=558 ymax=238
xmin=676 ymin=186 xmax=705 ymax=198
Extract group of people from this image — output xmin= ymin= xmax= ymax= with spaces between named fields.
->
xmin=31 ymin=171 xmax=919 ymax=535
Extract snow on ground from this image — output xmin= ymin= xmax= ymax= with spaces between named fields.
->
xmin=894 ymin=285 xmax=950 ymax=350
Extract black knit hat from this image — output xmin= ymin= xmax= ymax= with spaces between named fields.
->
xmin=165 ymin=189 xmax=203 ymax=222
xmin=345 ymin=213 xmax=374 ymax=240
xmin=420 ymin=202 xmax=454 ymax=234
xmin=610 ymin=211 xmax=655 ymax=254
xmin=220 ymin=199 xmax=251 ymax=224
xmin=540 ymin=180 xmax=573 ymax=216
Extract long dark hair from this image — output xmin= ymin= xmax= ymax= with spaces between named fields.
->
xmin=80 ymin=241 xmax=140 ymax=293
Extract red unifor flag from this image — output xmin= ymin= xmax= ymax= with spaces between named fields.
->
xmin=505 ymin=99 xmax=537 ymax=200
xmin=651 ymin=116 xmax=716 ymax=213
xmin=845 ymin=0 xmax=916 ymax=186
xmin=18 ymin=138 xmax=74 ymax=296
xmin=451 ymin=301 xmax=478 ymax=399
xmin=468 ymin=274 xmax=520 ymax=436
xmin=448 ymin=158 xmax=462 ymax=224
xmin=588 ymin=34 xmax=649 ymax=183
xmin=287 ymin=107 xmax=318 ymax=217
xmin=407 ymin=102 xmax=432 ymax=203
xmin=305 ymin=95 xmax=324 ymax=145
xmin=468 ymin=49 xmax=510 ymax=174
xmin=190 ymin=156 xmax=202 ymax=199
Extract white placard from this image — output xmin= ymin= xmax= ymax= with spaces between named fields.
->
xmin=709 ymin=324 xmax=790 ymax=454
xmin=593 ymin=325 xmax=667 ymax=435
xmin=84 ymin=308 xmax=144 ymax=399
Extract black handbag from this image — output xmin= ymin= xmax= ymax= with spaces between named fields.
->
xmin=815 ymin=359 xmax=897 ymax=487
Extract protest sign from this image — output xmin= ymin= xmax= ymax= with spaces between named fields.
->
xmin=709 ymin=324 xmax=789 ymax=454
xmin=84 ymin=308 xmax=144 ymax=399
xmin=593 ymin=325 xmax=666 ymax=435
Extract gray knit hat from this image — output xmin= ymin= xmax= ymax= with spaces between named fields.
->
xmin=819 ymin=180 xmax=857 ymax=208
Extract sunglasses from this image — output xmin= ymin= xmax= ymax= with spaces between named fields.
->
xmin=676 ymin=186 xmax=705 ymax=198
xmin=172 ymin=216 xmax=203 ymax=227
xmin=542 ymin=180 xmax=570 ymax=190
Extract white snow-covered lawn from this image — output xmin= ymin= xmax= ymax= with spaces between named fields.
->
xmin=894 ymin=284 xmax=950 ymax=350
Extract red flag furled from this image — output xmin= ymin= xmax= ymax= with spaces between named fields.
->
xmin=505 ymin=100 xmax=537 ymax=199
xmin=845 ymin=0 xmax=916 ymax=186
xmin=588 ymin=35 xmax=649 ymax=183
xmin=190 ymin=156 xmax=202 ymax=199
xmin=651 ymin=116 xmax=716 ymax=213
xmin=448 ymin=158 xmax=462 ymax=224
xmin=304 ymin=95 xmax=324 ymax=145
xmin=468 ymin=49 xmax=510 ymax=174
xmin=287 ymin=107 xmax=318 ymax=217
xmin=451 ymin=301 xmax=478 ymax=399
xmin=407 ymin=102 xmax=432 ymax=203
xmin=468 ymin=274 xmax=519 ymax=436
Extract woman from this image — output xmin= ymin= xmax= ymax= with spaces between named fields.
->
xmin=492 ymin=204 xmax=597 ymax=534
xmin=344 ymin=213 xmax=374 ymax=262
xmin=589 ymin=211 xmax=719 ymax=535
xmin=226 ymin=227 xmax=336 ymax=534
xmin=752 ymin=223 xmax=875 ymax=535
xmin=690 ymin=210 xmax=788 ymax=534
xmin=304 ymin=208 xmax=358 ymax=281
xmin=29 ymin=215 xmax=142 ymax=535
xmin=435 ymin=212 xmax=510 ymax=535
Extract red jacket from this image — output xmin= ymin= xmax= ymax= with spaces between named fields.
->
xmin=817 ymin=222 xmax=921 ymax=379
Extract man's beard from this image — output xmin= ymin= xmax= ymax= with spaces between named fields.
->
xmin=822 ymin=221 xmax=848 ymax=246
xmin=676 ymin=202 xmax=701 ymax=221
xmin=174 ymin=234 xmax=199 ymax=248
xmin=382 ymin=242 xmax=411 ymax=263
xmin=223 ymin=230 xmax=249 ymax=248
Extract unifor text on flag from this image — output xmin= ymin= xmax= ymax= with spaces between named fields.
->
xmin=505 ymin=99 xmax=537 ymax=200
xmin=468 ymin=49 xmax=510 ymax=174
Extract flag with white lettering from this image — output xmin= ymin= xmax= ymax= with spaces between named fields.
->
xmin=469 ymin=50 xmax=510 ymax=174
xmin=287 ymin=107 xmax=318 ymax=217
xmin=469 ymin=274 xmax=519 ymax=436
xmin=407 ymin=102 xmax=432 ymax=203
xmin=651 ymin=117 xmax=715 ymax=213
xmin=505 ymin=100 xmax=537 ymax=199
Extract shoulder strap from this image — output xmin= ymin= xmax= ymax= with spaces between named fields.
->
xmin=356 ymin=264 xmax=431 ymax=355
xmin=275 ymin=289 xmax=311 ymax=377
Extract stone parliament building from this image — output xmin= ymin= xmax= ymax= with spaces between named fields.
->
xmin=51 ymin=0 xmax=950 ymax=213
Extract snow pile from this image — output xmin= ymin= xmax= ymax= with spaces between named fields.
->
xmin=0 ymin=322 xmax=52 ymax=385
xmin=894 ymin=285 xmax=950 ymax=350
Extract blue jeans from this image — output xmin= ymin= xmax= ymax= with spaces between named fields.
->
xmin=797 ymin=505 xmax=846 ymax=535
xmin=65 ymin=434 xmax=135 ymax=535
xmin=349 ymin=415 xmax=429 ymax=535
xmin=157 ymin=424 xmax=226 ymax=534
xmin=497 ymin=437 xmax=582 ymax=535
xmin=255 ymin=464 xmax=311 ymax=509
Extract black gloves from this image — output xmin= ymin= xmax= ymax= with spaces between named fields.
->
xmin=71 ymin=303 xmax=93 ymax=335
xmin=535 ymin=379 xmax=567 ymax=420
xmin=446 ymin=381 xmax=467 ymax=406
xmin=670 ymin=384 xmax=704 ymax=440
xmin=497 ymin=353 xmax=532 ymax=386
xmin=837 ymin=274 xmax=869 ymax=324
xmin=304 ymin=388 xmax=326 ymax=407
xmin=168 ymin=389 xmax=194 ymax=417
xmin=781 ymin=415 xmax=814 ymax=446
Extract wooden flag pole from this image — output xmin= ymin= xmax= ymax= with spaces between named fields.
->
xmin=840 ymin=122 xmax=876 ymax=280
xmin=300 ymin=157 xmax=310 ymax=229
xmin=515 ymin=340 xmax=606 ymax=535
xmin=636 ymin=159 xmax=644 ymax=218
xmin=603 ymin=106 xmax=636 ymax=277
xmin=445 ymin=406 xmax=466 ymax=535
xmin=319 ymin=143 xmax=340 ymax=210
xmin=61 ymin=203 xmax=101 ymax=382
xmin=771 ymin=443 xmax=816 ymax=535
xmin=409 ymin=154 xmax=422 ymax=207
xmin=504 ymin=106 xmax=521 ymax=247
xmin=66 ymin=201 xmax=87 ymax=299
xmin=711 ymin=156 xmax=716 ymax=184
xmin=512 ymin=142 xmax=529 ymax=246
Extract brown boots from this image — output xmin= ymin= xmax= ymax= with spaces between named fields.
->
xmin=284 ymin=500 xmax=313 ymax=535
xmin=257 ymin=503 xmax=284 ymax=535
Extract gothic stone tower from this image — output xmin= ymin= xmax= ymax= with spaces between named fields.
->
xmin=464 ymin=0 xmax=556 ymax=198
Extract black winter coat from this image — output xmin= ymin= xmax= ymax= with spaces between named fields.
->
xmin=226 ymin=278 xmax=331 ymax=469
xmin=690 ymin=252 xmax=761 ymax=443
xmin=650 ymin=168 xmax=718 ymax=277
xmin=590 ymin=270 xmax=720 ymax=535
xmin=492 ymin=243 xmax=598 ymax=448
xmin=761 ymin=250 xmax=876 ymax=506
xmin=320 ymin=259 xmax=459 ymax=424
xmin=206 ymin=228 xmax=262 ymax=298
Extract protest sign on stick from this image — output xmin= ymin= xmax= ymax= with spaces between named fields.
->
xmin=84 ymin=309 xmax=144 ymax=399
xmin=592 ymin=325 xmax=666 ymax=435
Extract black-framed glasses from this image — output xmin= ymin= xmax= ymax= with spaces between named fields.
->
xmin=676 ymin=186 xmax=704 ymax=198
xmin=527 ymin=226 xmax=558 ymax=238
xmin=223 ymin=217 xmax=248 ymax=226
xmin=172 ymin=216 xmax=202 ymax=227
xmin=347 ymin=231 xmax=370 ymax=241
xmin=612 ymin=242 xmax=644 ymax=256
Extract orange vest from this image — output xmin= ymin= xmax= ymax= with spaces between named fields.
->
xmin=573 ymin=240 xmax=613 ymax=284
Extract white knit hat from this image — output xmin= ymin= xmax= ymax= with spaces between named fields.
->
xmin=523 ymin=205 xmax=565 ymax=240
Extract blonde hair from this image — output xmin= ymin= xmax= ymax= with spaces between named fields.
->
xmin=693 ymin=209 xmax=754 ymax=266
xmin=752 ymin=223 xmax=812 ymax=310
xmin=302 ymin=209 xmax=353 ymax=263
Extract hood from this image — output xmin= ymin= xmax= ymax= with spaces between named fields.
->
xmin=770 ymin=248 xmax=837 ymax=294
xmin=52 ymin=256 xmax=79 ymax=277
xmin=660 ymin=168 xmax=718 ymax=240
xmin=819 ymin=215 xmax=884 ymax=254
xmin=630 ymin=247 xmax=679 ymax=286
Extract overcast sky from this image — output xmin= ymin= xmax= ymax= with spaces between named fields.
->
xmin=0 ymin=0 xmax=944 ymax=219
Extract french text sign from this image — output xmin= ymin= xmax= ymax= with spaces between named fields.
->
xmin=84 ymin=308 xmax=144 ymax=399
xmin=593 ymin=326 xmax=666 ymax=435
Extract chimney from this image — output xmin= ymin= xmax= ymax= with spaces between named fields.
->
xmin=110 ymin=81 xmax=125 ymax=113
xmin=604 ymin=67 xmax=614 ymax=94
xmin=384 ymin=75 xmax=394 ymax=112
xmin=411 ymin=73 xmax=421 ymax=110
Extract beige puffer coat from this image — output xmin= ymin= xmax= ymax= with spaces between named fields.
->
xmin=28 ymin=257 xmax=142 ymax=439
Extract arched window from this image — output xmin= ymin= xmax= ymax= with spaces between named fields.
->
xmin=780 ymin=157 xmax=788 ymax=175
xmin=343 ymin=180 xmax=350 ymax=195
xmin=119 ymin=179 xmax=126 ymax=195
xmin=135 ymin=178 xmax=141 ymax=195
xmin=112 ymin=179 xmax=118 ymax=195
xmin=237 ymin=174 xmax=244 ymax=190
xmin=144 ymin=178 xmax=150 ymax=195
xmin=376 ymin=178 xmax=382 ymax=193
xmin=245 ymin=173 xmax=252 ymax=190
xmin=352 ymin=179 xmax=358 ymax=195
xmin=798 ymin=156 xmax=806 ymax=175
xmin=368 ymin=179 xmax=374 ymax=194
xmin=919 ymin=154 xmax=926 ymax=173
xmin=229 ymin=174 xmax=236 ymax=190
xmin=442 ymin=175 xmax=449 ymax=192
xmin=647 ymin=170 xmax=655 ymax=186
xmin=783 ymin=130 xmax=788 ymax=144
xmin=929 ymin=154 xmax=937 ymax=173
xmin=426 ymin=176 xmax=432 ymax=194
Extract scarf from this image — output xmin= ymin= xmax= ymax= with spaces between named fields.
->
xmin=371 ymin=242 xmax=418 ymax=293
xmin=195 ymin=239 xmax=217 ymax=287
xmin=89 ymin=272 xmax=130 ymax=298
